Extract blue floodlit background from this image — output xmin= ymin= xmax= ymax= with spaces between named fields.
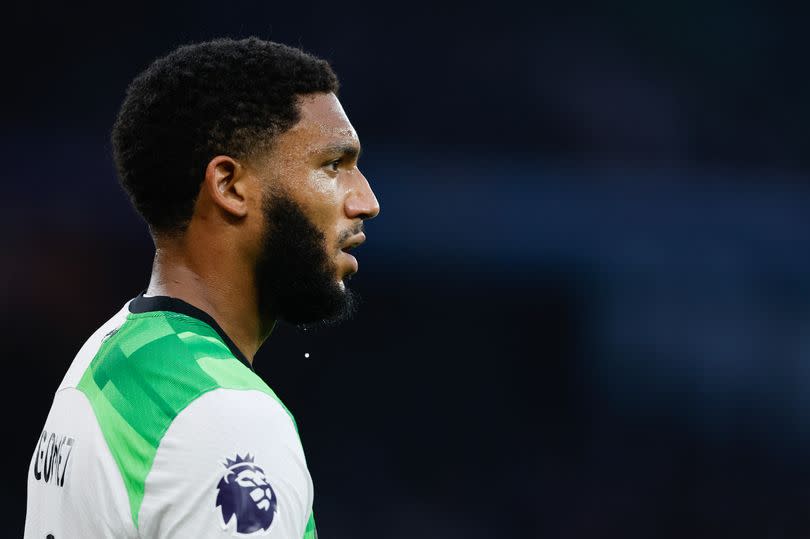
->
xmin=5 ymin=2 xmax=810 ymax=537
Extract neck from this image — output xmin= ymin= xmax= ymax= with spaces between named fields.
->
xmin=145 ymin=241 xmax=275 ymax=366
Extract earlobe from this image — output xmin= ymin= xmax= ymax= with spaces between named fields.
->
xmin=203 ymin=156 xmax=249 ymax=219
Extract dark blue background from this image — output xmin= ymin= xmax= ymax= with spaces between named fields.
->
xmin=5 ymin=2 xmax=810 ymax=537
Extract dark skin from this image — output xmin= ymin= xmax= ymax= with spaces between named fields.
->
xmin=145 ymin=92 xmax=380 ymax=364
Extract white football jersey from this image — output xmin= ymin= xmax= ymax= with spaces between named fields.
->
xmin=25 ymin=294 xmax=318 ymax=538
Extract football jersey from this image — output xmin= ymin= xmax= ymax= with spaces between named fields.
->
xmin=25 ymin=294 xmax=318 ymax=538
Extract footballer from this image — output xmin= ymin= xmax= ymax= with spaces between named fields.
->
xmin=25 ymin=37 xmax=379 ymax=538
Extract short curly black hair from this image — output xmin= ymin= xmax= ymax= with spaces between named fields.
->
xmin=112 ymin=37 xmax=339 ymax=234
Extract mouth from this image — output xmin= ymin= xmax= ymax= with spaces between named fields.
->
xmin=339 ymin=233 xmax=365 ymax=277
xmin=340 ymin=233 xmax=366 ymax=254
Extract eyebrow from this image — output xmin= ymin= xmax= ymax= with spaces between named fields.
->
xmin=315 ymin=143 xmax=362 ymax=160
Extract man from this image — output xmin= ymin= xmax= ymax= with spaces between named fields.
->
xmin=25 ymin=38 xmax=379 ymax=538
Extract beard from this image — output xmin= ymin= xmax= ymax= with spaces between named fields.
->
xmin=255 ymin=190 xmax=357 ymax=328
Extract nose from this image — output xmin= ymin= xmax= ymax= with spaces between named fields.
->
xmin=345 ymin=169 xmax=380 ymax=220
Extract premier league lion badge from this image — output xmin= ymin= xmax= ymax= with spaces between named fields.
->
xmin=216 ymin=454 xmax=278 ymax=535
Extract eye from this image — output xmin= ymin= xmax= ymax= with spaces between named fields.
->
xmin=326 ymin=159 xmax=341 ymax=172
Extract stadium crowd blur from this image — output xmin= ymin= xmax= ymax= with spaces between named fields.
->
xmin=4 ymin=2 xmax=809 ymax=537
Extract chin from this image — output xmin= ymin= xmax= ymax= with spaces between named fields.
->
xmin=288 ymin=285 xmax=358 ymax=329
xmin=338 ymin=265 xmax=356 ymax=283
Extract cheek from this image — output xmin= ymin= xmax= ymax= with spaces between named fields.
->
xmin=301 ymin=171 xmax=344 ymax=237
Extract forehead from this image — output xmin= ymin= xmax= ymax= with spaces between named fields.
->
xmin=279 ymin=93 xmax=359 ymax=153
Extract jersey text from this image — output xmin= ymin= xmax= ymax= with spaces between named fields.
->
xmin=33 ymin=430 xmax=75 ymax=488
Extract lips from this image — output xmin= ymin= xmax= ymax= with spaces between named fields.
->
xmin=340 ymin=233 xmax=366 ymax=253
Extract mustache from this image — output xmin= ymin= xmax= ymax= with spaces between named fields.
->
xmin=336 ymin=222 xmax=365 ymax=245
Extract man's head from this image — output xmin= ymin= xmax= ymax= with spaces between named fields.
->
xmin=112 ymin=38 xmax=379 ymax=326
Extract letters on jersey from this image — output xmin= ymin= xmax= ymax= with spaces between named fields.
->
xmin=32 ymin=429 xmax=75 ymax=488
xmin=216 ymin=453 xmax=278 ymax=535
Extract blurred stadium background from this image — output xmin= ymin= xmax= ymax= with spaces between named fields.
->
xmin=4 ymin=2 xmax=810 ymax=537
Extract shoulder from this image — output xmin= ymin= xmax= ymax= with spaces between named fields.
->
xmin=76 ymin=309 xmax=289 ymax=452
xmin=73 ymin=310 xmax=298 ymax=530
xmin=77 ymin=310 xmax=279 ymax=417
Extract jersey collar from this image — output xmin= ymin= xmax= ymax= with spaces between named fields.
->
xmin=128 ymin=293 xmax=254 ymax=371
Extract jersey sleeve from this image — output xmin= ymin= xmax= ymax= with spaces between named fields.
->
xmin=137 ymin=388 xmax=314 ymax=539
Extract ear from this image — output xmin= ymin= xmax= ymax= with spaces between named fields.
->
xmin=201 ymin=155 xmax=250 ymax=219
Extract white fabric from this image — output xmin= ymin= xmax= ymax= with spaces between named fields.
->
xmin=24 ymin=388 xmax=138 ymax=538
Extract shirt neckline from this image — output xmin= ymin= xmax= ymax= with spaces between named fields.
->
xmin=128 ymin=293 xmax=254 ymax=371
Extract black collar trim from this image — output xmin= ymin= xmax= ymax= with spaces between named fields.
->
xmin=128 ymin=293 xmax=254 ymax=371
